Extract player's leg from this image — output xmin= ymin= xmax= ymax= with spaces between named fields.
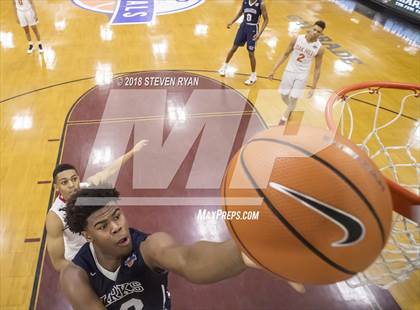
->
xmin=27 ymin=9 xmax=43 ymax=53
xmin=219 ymin=45 xmax=240 ymax=76
xmin=281 ymin=94 xmax=290 ymax=107
xmin=278 ymin=73 xmax=294 ymax=123
xmin=244 ymin=25 xmax=257 ymax=85
xmin=30 ymin=25 xmax=43 ymax=53
xmin=219 ymin=26 xmax=246 ymax=76
xmin=244 ymin=51 xmax=257 ymax=85
xmin=23 ymin=26 xmax=34 ymax=54
xmin=280 ymin=76 xmax=307 ymax=123
xmin=17 ymin=10 xmax=33 ymax=54
xmin=281 ymin=96 xmax=298 ymax=124
xmin=225 ymin=45 xmax=239 ymax=63
xmin=22 ymin=26 xmax=31 ymax=42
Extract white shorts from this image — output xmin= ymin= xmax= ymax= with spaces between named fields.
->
xmin=17 ymin=9 xmax=37 ymax=27
xmin=279 ymin=71 xmax=309 ymax=99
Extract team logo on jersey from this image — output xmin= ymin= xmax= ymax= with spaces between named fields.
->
xmin=72 ymin=0 xmax=205 ymax=25
xmin=100 ymin=281 xmax=144 ymax=306
xmin=124 ymin=253 xmax=137 ymax=268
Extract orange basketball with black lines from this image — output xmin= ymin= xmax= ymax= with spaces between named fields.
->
xmin=221 ymin=126 xmax=393 ymax=284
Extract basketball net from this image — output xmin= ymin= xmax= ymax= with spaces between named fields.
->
xmin=325 ymin=82 xmax=419 ymax=289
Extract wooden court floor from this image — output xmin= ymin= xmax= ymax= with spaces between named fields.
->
xmin=1 ymin=0 xmax=419 ymax=309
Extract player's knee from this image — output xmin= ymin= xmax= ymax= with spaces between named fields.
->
xmin=289 ymin=99 xmax=298 ymax=108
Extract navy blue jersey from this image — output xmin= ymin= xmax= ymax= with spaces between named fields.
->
xmin=73 ymin=228 xmax=171 ymax=310
xmin=242 ymin=0 xmax=262 ymax=25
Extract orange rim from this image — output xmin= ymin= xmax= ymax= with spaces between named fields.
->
xmin=325 ymin=81 xmax=420 ymax=223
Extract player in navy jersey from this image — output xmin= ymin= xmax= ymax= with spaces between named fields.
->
xmin=60 ymin=187 xmax=273 ymax=309
xmin=218 ymin=0 xmax=268 ymax=85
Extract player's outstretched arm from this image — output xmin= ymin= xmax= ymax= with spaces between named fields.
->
xmin=308 ymin=46 xmax=325 ymax=98
xmin=141 ymin=232 xmax=250 ymax=284
xmin=60 ymin=264 xmax=105 ymax=310
xmin=268 ymin=37 xmax=297 ymax=79
xmin=86 ymin=140 xmax=148 ymax=186
xmin=142 ymin=232 xmax=306 ymax=292
xmin=254 ymin=1 xmax=269 ymax=41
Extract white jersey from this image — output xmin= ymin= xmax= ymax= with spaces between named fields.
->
xmin=49 ymin=182 xmax=89 ymax=260
xmin=285 ymin=34 xmax=322 ymax=75
xmin=15 ymin=0 xmax=33 ymax=11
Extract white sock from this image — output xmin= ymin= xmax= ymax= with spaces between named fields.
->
xmin=222 ymin=63 xmax=228 ymax=69
xmin=251 ymin=72 xmax=257 ymax=79
xmin=28 ymin=41 xmax=33 ymax=45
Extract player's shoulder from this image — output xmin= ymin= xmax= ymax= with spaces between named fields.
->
xmin=45 ymin=210 xmax=64 ymax=235
xmin=72 ymin=243 xmax=95 ymax=270
xmin=129 ymin=228 xmax=149 ymax=249
xmin=48 ymin=197 xmax=66 ymax=221
xmin=50 ymin=195 xmax=65 ymax=209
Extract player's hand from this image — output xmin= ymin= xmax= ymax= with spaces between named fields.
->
xmin=132 ymin=140 xmax=149 ymax=153
xmin=241 ymin=252 xmax=261 ymax=269
xmin=308 ymin=88 xmax=315 ymax=98
xmin=242 ymin=252 xmax=305 ymax=293
xmin=253 ymin=33 xmax=260 ymax=41
xmin=287 ymin=281 xmax=306 ymax=294
xmin=227 ymin=23 xmax=232 ymax=29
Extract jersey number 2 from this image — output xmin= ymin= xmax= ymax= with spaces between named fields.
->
xmin=120 ymin=298 xmax=144 ymax=310
xmin=296 ymin=53 xmax=305 ymax=62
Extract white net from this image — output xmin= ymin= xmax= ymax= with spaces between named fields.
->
xmin=327 ymin=83 xmax=420 ymax=289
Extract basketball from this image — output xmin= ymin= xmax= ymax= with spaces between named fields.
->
xmin=222 ymin=126 xmax=393 ymax=284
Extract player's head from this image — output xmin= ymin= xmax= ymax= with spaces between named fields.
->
xmin=307 ymin=20 xmax=326 ymax=40
xmin=53 ymin=164 xmax=80 ymax=200
xmin=64 ymin=187 xmax=132 ymax=257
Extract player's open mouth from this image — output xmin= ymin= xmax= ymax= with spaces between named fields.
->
xmin=117 ymin=237 xmax=130 ymax=246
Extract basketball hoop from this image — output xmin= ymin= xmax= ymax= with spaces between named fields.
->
xmin=325 ymin=81 xmax=420 ymax=289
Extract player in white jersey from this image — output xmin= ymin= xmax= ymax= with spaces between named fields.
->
xmin=269 ymin=21 xmax=326 ymax=124
xmin=45 ymin=140 xmax=148 ymax=272
xmin=12 ymin=0 xmax=43 ymax=54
